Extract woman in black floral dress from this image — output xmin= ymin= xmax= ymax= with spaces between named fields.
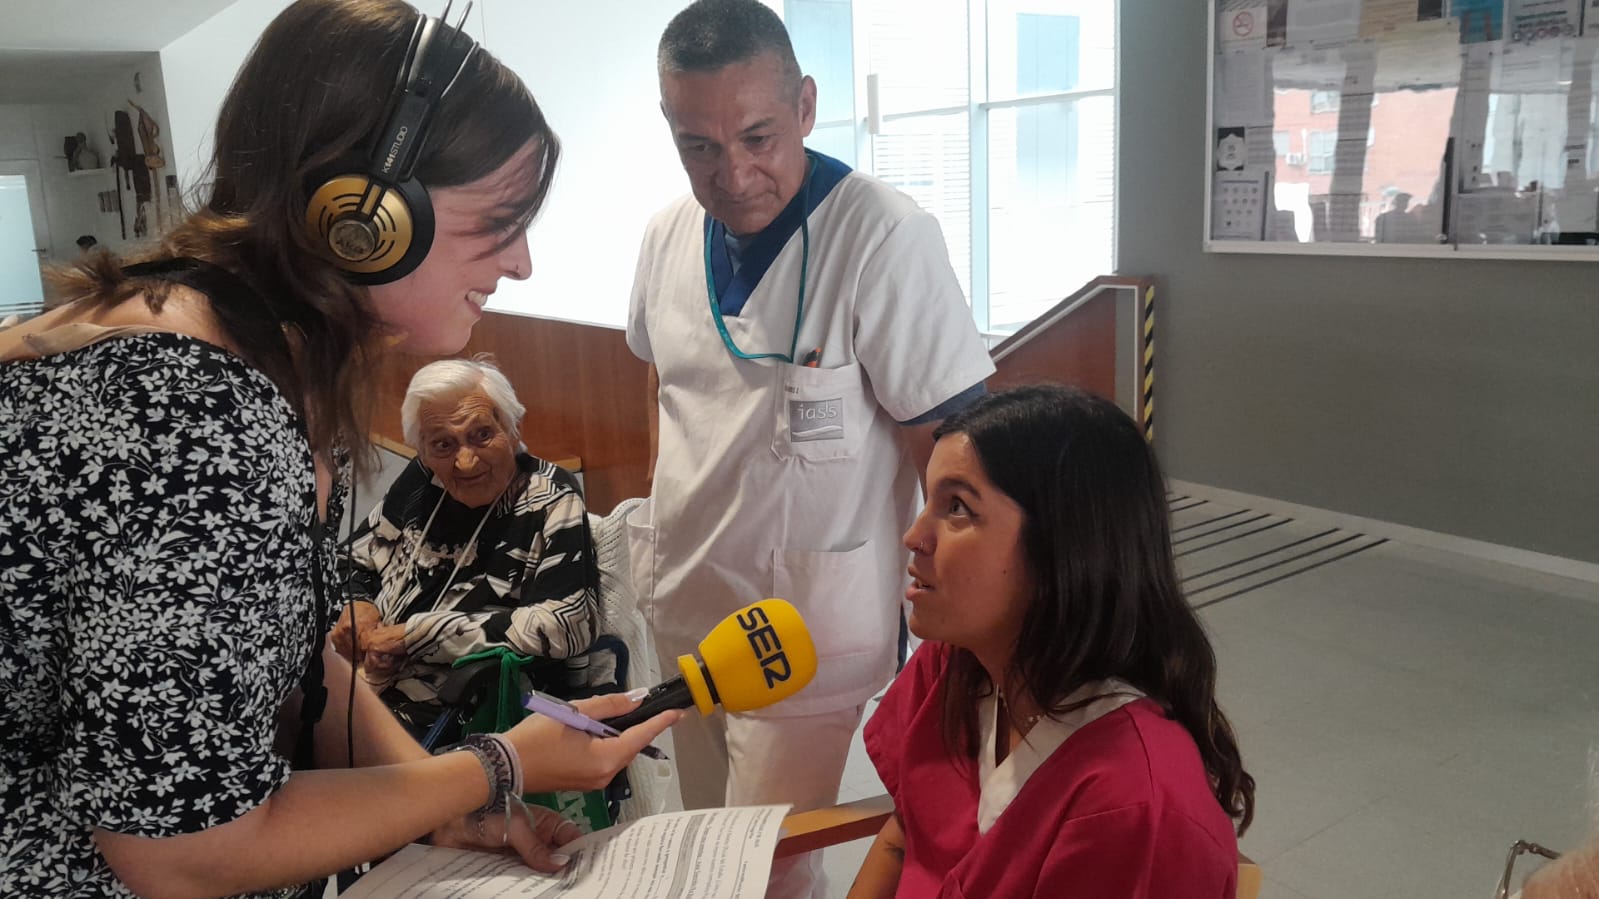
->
xmin=0 ymin=2 xmax=678 ymax=896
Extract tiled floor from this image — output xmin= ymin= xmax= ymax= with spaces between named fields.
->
xmin=820 ymin=495 xmax=1599 ymax=899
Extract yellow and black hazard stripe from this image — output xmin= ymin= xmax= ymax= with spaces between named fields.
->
xmin=1141 ymin=284 xmax=1155 ymax=443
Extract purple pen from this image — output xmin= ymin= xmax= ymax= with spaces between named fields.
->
xmin=522 ymin=690 xmax=669 ymax=760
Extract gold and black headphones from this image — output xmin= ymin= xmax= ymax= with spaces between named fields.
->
xmin=304 ymin=2 xmax=479 ymax=285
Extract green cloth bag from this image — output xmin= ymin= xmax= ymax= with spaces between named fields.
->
xmin=452 ymin=648 xmax=612 ymax=833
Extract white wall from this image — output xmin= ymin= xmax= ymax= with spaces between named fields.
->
xmin=0 ymin=101 xmax=128 ymax=262
xmin=1120 ymin=1 xmax=1599 ymax=564
xmin=28 ymin=103 xmax=105 ymax=257
xmin=158 ymin=0 xmax=691 ymax=329
xmin=478 ymin=0 xmax=687 ymax=327
xmin=0 ymin=104 xmax=93 ymax=261
xmin=90 ymin=58 xmax=180 ymax=255
xmin=160 ymin=0 xmax=293 ymax=198
xmin=0 ymin=53 xmax=194 ymax=269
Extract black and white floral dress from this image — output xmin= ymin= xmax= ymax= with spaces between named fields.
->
xmin=0 ymin=333 xmax=339 ymax=897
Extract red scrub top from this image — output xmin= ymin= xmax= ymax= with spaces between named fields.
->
xmin=864 ymin=643 xmax=1240 ymax=899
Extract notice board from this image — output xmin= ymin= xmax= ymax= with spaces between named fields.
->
xmin=1207 ymin=0 xmax=1599 ymax=259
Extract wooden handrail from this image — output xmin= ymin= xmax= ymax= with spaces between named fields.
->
xmin=774 ymin=792 xmax=1262 ymax=899
xmin=775 ymin=794 xmax=894 ymax=859
xmin=1238 ymin=853 xmax=1263 ymax=899
xmin=989 ymin=274 xmax=1153 ymax=363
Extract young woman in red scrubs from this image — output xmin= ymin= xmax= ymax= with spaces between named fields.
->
xmin=851 ymin=385 xmax=1255 ymax=899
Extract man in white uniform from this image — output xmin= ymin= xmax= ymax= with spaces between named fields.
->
xmin=626 ymin=2 xmax=994 ymax=895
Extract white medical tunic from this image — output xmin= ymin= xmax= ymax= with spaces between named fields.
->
xmin=627 ymin=159 xmax=995 ymax=716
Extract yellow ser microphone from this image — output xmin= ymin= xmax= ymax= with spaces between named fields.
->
xmin=601 ymin=599 xmax=818 ymax=731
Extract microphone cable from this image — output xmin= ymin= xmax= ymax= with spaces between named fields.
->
xmin=343 ymin=479 xmax=359 ymax=771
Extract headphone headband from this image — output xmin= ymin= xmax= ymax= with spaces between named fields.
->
xmin=368 ymin=10 xmax=478 ymax=185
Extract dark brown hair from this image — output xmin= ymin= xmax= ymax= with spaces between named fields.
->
xmin=48 ymin=0 xmax=559 ymax=478
xmin=934 ymin=385 xmax=1256 ymax=834
xmin=658 ymin=0 xmax=803 ymax=91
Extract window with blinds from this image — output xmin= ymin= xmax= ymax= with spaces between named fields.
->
xmin=787 ymin=0 xmax=1119 ymax=336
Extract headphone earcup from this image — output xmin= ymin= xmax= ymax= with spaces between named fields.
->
xmin=305 ymin=161 xmax=436 ymax=285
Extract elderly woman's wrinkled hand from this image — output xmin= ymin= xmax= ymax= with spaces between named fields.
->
xmin=359 ymin=624 xmax=409 ymax=680
xmin=329 ymin=600 xmax=383 ymax=663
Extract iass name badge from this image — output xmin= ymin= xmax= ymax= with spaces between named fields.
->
xmin=788 ymin=398 xmax=844 ymax=442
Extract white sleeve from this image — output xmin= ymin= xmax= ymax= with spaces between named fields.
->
xmin=853 ymin=211 xmax=996 ymax=423
xmin=626 ymin=222 xmax=655 ymax=364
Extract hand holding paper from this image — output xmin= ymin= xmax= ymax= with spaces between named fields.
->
xmin=344 ymin=806 xmax=793 ymax=899
xmin=428 ymin=799 xmax=584 ymax=876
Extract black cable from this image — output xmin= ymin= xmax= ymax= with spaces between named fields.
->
xmin=345 ymin=480 xmax=359 ymax=771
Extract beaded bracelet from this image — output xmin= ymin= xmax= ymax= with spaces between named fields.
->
xmin=439 ymin=733 xmax=522 ymax=816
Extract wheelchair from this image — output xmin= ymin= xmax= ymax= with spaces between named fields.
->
xmin=379 ymin=497 xmax=670 ymax=831
xmin=405 ymin=636 xmax=636 ymax=831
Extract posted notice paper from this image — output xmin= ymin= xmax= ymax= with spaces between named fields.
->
xmin=343 ymin=805 xmax=792 ymax=899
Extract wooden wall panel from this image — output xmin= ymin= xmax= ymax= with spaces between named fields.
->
xmin=989 ymin=290 xmax=1119 ymax=400
xmin=372 ymin=281 xmax=1135 ymax=513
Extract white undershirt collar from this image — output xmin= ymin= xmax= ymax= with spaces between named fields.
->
xmin=975 ymin=679 xmax=1144 ymax=833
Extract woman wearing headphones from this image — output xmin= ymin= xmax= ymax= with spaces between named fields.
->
xmin=0 ymin=2 xmax=678 ymax=896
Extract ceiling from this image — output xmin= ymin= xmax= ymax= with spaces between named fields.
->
xmin=0 ymin=0 xmax=243 ymax=53
xmin=0 ymin=0 xmax=243 ymax=102
xmin=0 ymin=50 xmax=162 ymax=103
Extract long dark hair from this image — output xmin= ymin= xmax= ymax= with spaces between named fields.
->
xmin=47 ymin=0 xmax=559 ymax=479
xmin=934 ymin=385 xmax=1255 ymax=834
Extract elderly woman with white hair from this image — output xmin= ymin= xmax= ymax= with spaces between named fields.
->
xmin=332 ymin=356 xmax=598 ymax=738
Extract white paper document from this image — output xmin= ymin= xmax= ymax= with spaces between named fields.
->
xmin=1288 ymin=0 xmax=1362 ymax=46
xmin=343 ymin=805 xmax=792 ymax=899
xmin=1212 ymin=169 xmax=1270 ymax=239
xmin=1507 ymin=0 xmax=1582 ymax=42
xmin=1359 ymin=0 xmax=1423 ymax=37
xmin=1455 ymin=189 xmax=1537 ymax=243
xmin=1495 ymin=41 xmax=1563 ymax=91
xmin=1245 ymin=127 xmax=1279 ymax=168
xmin=1216 ymin=50 xmax=1273 ymax=126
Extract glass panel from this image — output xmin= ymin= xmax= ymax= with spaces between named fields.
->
xmin=1307 ymin=129 xmax=1337 ymax=174
xmin=987 ymin=0 xmax=1115 ymax=101
xmin=861 ymin=0 xmax=968 ymax=112
xmin=0 ymin=175 xmax=45 ymax=316
xmin=1457 ymin=39 xmax=1598 ymax=245
xmin=806 ymin=122 xmax=858 ymax=168
xmin=786 ymin=0 xmax=856 ymax=124
xmin=1267 ymin=73 xmax=1452 ymax=244
xmin=986 ymin=95 xmax=1115 ymax=333
xmin=871 ymin=112 xmax=972 ymax=300
xmin=1211 ymin=27 xmax=1599 ymax=248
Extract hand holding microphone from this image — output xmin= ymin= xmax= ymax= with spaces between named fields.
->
xmin=503 ymin=692 xmax=683 ymax=794
xmin=505 ymin=598 xmax=816 ymax=792
xmin=602 ymin=598 xmax=818 ymax=731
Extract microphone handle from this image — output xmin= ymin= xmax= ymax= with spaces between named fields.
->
xmin=602 ymin=676 xmax=696 ymax=731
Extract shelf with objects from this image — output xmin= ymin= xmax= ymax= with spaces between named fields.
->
xmin=1206 ymin=0 xmax=1599 ymax=261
